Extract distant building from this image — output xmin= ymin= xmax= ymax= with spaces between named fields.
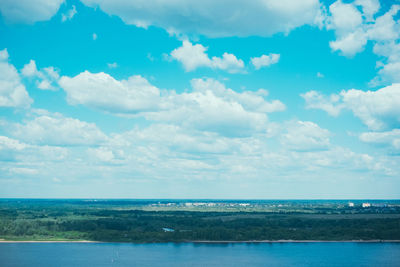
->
xmin=162 ymin=228 xmax=174 ymax=232
xmin=348 ymin=202 xmax=354 ymax=207
xmin=362 ymin=203 xmax=371 ymax=208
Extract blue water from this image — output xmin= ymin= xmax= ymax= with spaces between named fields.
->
xmin=0 ymin=242 xmax=399 ymax=267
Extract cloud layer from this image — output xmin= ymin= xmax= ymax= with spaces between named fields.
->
xmin=302 ymin=83 xmax=400 ymax=131
xmin=0 ymin=0 xmax=64 ymax=24
xmin=81 ymin=0 xmax=324 ymax=37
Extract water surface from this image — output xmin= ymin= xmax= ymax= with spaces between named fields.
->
xmin=0 ymin=242 xmax=399 ymax=267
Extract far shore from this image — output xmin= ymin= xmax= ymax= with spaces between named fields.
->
xmin=0 ymin=240 xmax=99 ymax=243
xmin=1 ymin=239 xmax=400 ymax=243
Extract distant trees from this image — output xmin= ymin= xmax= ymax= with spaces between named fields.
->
xmin=0 ymin=201 xmax=399 ymax=242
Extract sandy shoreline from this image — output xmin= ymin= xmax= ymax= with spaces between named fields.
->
xmin=0 ymin=240 xmax=99 ymax=243
xmin=1 ymin=240 xmax=400 ymax=243
xmin=192 ymin=240 xmax=400 ymax=243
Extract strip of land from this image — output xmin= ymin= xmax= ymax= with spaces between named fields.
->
xmin=1 ymin=199 xmax=400 ymax=243
xmin=1 ymin=240 xmax=400 ymax=243
xmin=0 ymin=240 xmax=98 ymax=243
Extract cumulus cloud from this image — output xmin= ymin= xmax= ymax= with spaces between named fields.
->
xmin=0 ymin=0 xmax=64 ymax=24
xmin=0 ymin=49 xmax=32 ymax=108
xmin=251 ymin=54 xmax=280 ymax=70
xmin=61 ymin=5 xmax=77 ymax=22
xmin=326 ymin=1 xmax=400 ymax=84
xmin=0 ymin=135 xmax=68 ymax=163
xmin=302 ymin=83 xmax=400 ymax=131
xmin=190 ymin=78 xmax=286 ymax=113
xmin=59 ymin=71 xmax=285 ymax=137
xmin=8 ymin=111 xmax=107 ymax=146
xmin=280 ymin=120 xmax=331 ymax=151
xmin=21 ymin=59 xmax=60 ymax=90
xmin=341 ymin=85 xmax=400 ymax=131
xmin=360 ymin=129 xmax=400 ymax=150
xmin=147 ymin=90 xmax=269 ymax=137
xmin=371 ymin=41 xmax=400 ymax=85
xmin=355 ymin=0 xmax=380 ymax=21
xmin=329 ymin=28 xmax=368 ymax=57
xmin=170 ymin=41 xmax=244 ymax=73
xmin=0 ymin=135 xmax=26 ymax=161
xmin=144 ymin=78 xmax=285 ymax=137
xmin=59 ymin=71 xmax=161 ymax=114
xmin=301 ymin=90 xmax=344 ymax=116
xmin=87 ymin=147 xmax=116 ymax=163
xmin=80 ymin=0 xmax=324 ymax=37
xmin=327 ymin=1 xmax=363 ymax=36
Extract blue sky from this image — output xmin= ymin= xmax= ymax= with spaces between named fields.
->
xmin=0 ymin=0 xmax=400 ymax=198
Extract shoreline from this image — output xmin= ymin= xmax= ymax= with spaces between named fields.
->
xmin=192 ymin=240 xmax=400 ymax=243
xmin=0 ymin=240 xmax=99 ymax=243
xmin=1 ymin=240 xmax=400 ymax=243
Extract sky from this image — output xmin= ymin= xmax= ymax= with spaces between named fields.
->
xmin=0 ymin=0 xmax=400 ymax=199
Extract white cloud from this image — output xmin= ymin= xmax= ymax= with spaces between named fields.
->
xmin=280 ymin=121 xmax=331 ymax=151
xmin=211 ymin=53 xmax=245 ymax=73
xmin=302 ymin=83 xmax=400 ymax=131
xmin=0 ymin=135 xmax=68 ymax=163
xmin=374 ymin=62 xmax=400 ymax=86
xmin=360 ymin=129 xmax=400 ymax=150
xmin=190 ymin=78 xmax=286 ymax=113
xmin=371 ymin=41 xmax=400 ymax=85
xmin=8 ymin=111 xmax=107 ymax=146
xmin=0 ymin=49 xmax=9 ymax=61
xmin=329 ymin=28 xmax=368 ymax=57
xmin=147 ymin=90 xmax=269 ymax=137
xmin=92 ymin=33 xmax=98 ymax=40
xmin=0 ymin=49 xmax=32 ymax=108
xmin=78 ymin=119 xmax=396 ymax=184
xmin=170 ymin=41 xmax=211 ymax=71
xmin=0 ymin=135 xmax=26 ymax=161
xmin=170 ymin=41 xmax=244 ymax=73
xmin=59 ymin=71 xmax=285 ymax=137
xmin=326 ymin=1 xmax=400 ymax=84
xmin=317 ymin=72 xmax=324 ymax=78
xmin=107 ymin=62 xmax=118 ymax=69
xmin=81 ymin=0 xmax=324 ymax=38
xmin=21 ymin=59 xmax=59 ymax=90
xmin=340 ymin=84 xmax=400 ymax=131
xmin=87 ymin=147 xmax=116 ymax=163
xmin=301 ymin=90 xmax=344 ymax=116
xmin=355 ymin=0 xmax=380 ymax=21
xmin=326 ymin=0 xmax=367 ymax=57
xmin=251 ymin=54 xmax=280 ymax=70
xmin=61 ymin=5 xmax=77 ymax=22
xmin=59 ymin=71 xmax=161 ymax=114
xmin=367 ymin=5 xmax=400 ymax=42
xmin=144 ymin=78 xmax=285 ymax=137
xmin=327 ymin=1 xmax=363 ymax=35
xmin=21 ymin=59 xmax=39 ymax=77
xmin=0 ymin=0 xmax=64 ymax=24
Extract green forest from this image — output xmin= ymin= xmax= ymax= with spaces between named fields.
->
xmin=1 ymin=200 xmax=399 ymax=242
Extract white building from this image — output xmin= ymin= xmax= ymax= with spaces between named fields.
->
xmin=362 ymin=203 xmax=371 ymax=208
xmin=348 ymin=202 xmax=354 ymax=207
